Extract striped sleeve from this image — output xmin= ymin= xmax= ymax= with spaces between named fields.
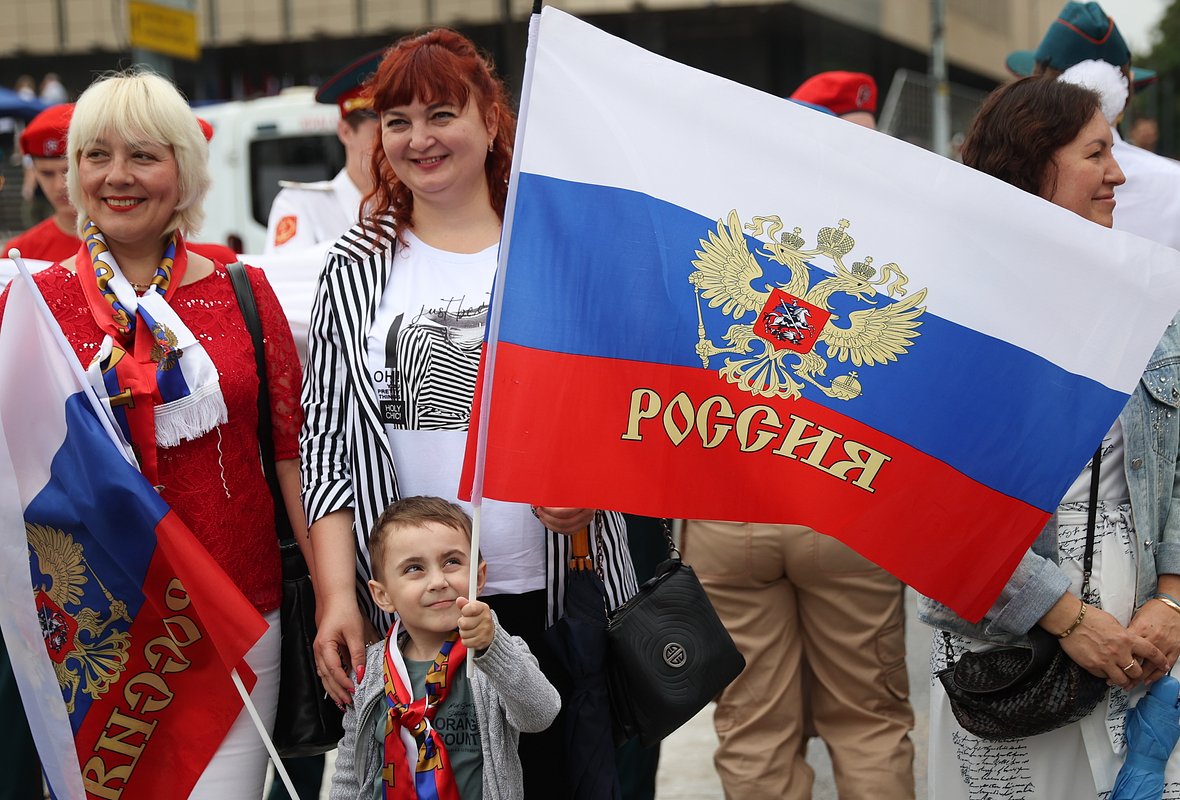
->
xmin=299 ymin=247 xmax=357 ymax=526
xmin=299 ymin=221 xmax=401 ymax=631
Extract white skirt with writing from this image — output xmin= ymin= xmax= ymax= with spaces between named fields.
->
xmin=928 ymin=503 xmax=1180 ymax=800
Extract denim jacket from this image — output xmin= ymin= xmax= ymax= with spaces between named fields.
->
xmin=918 ymin=314 xmax=1180 ymax=644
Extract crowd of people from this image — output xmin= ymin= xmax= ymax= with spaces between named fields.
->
xmin=0 ymin=73 xmax=66 ymax=160
xmin=4 ymin=1 xmax=1180 ymax=799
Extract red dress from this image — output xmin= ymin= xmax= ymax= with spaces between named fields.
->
xmin=0 ymin=261 xmax=302 ymax=612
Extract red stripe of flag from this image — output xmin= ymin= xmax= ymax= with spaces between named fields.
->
xmin=462 ymin=343 xmax=1045 ymax=621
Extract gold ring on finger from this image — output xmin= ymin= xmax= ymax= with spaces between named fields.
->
xmin=1122 ymin=660 xmax=1137 ymax=671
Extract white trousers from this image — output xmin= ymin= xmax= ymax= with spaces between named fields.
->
xmin=189 ymin=608 xmax=281 ymax=800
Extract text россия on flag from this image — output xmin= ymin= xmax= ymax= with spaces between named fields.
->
xmin=0 ymin=269 xmax=267 ymax=799
xmin=459 ymin=8 xmax=1180 ymax=622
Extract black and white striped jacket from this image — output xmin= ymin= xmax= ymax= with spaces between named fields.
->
xmin=299 ymin=218 xmax=637 ymax=627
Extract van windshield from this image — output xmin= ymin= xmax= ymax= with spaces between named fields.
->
xmin=250 ymin=134 xmax=345 ymax=226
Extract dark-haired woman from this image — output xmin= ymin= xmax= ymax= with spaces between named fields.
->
xmin=919 ymin=75 xmax=1180 ymax=797
xmin=299 ymin=28 xmax=637 ymax=795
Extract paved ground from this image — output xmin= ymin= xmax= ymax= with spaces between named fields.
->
xmin=284 ymin=589 xmax=932 ymax=798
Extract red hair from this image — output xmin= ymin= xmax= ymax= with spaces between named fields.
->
xmin=363 ymin=29 xmax=516 ymax=241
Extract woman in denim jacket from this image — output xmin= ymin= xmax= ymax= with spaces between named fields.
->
xmin=919 ymin=75 xmax=1180 ymax=798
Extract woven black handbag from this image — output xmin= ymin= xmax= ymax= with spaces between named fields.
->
xmin=229 ymin=262 xmax=344 ymax=757
xmin=936 ymin=626 xmax=1107 ymax=741
xmin=936 ymin=446 xmax=1107 ymax=742
xmin=606 ymin=524 xmax=745 ymax=747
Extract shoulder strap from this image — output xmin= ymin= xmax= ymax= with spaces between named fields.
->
xmin=227 ymin=261 xmax=294 ymax=542
xmin=1081 ymin=445 xmax=1102 ymax=600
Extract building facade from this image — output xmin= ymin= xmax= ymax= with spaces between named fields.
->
xmin=0 ymin=0 xmax=1065 ymax=104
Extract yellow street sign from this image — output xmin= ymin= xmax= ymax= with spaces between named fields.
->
xmin=129 ymin=1 xmax=200 ymax=61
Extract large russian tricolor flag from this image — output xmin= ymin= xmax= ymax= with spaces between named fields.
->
xmin=0 ymin=264 xmax=267 ymax=798
xmin=460 ymin=8 xmax=1180 ymax=621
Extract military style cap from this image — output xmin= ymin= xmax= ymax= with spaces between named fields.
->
xmin=20 ymin=103 xmax=72 ymax=158
xmin=315 ymin=50 xmax=385 ymax=117
xmin=790 ymin=72 xmax=877 ymax=118
xmin=1006 ymin=1 xmax=1156 ymax=88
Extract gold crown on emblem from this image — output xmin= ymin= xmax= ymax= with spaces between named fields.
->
xmin=781 ymin=227 xmax=806 ymax=250
xmin=815 ymin=219 xmax=855 ymax=258
xmin=689 ymin=209 xmax=929 ymax=403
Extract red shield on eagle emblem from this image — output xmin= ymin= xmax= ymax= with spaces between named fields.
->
xmin=753 ymin=288 xmax=830 ymax=354
xmin=36 ymin=590 xmax=78 ymax=663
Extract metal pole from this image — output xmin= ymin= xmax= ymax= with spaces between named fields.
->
xmin=55 ymin=0 xmax=67 ymax=49
xmin=930 ymin=0 xmax=950 ymax=157
xmin=501 ymin=0 xmax=514 ymax=73
xmin=131 ymin=49 xmax=174 ymax=79
xmin=206 ymin=0 xmax=218 ymax=42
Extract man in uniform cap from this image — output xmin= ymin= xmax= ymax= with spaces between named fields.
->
xmin=263 ymin=51 xmax=381 ymax=254
xmin=4 ymin=103 xmax=75 ymax=261
xmin=790 ymin=70 xmax=878 ymax=129
xmin=682 ymin=68 xmax=916 ymax=800
xmin=1006 ymin=1 xmax=1180 ymax=250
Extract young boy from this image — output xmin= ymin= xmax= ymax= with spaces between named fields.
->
xmin=329 ymin=496 xmax=560 ymax=800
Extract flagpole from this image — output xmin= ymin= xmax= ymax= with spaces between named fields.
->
xmin=10 ymin=249 xmax=138 ymax=467
xmin=230 ymin=669 xmax=300 ymax=799
xmin=467 ymin=0 xmax=544 ymax=677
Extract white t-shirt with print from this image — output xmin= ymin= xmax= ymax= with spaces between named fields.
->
xmin=365 ymin=230 xmax=545 ymax=595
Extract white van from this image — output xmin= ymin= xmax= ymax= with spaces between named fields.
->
xmin=197 ymin=88 xmax=343 ymax=254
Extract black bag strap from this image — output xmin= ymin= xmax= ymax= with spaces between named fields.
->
xmin=941 ymin=444 xmax=1105 ymax=666
xmin=1081 ymin=445 xmax=1102 ymax=600
xmin=660 ymin=518 xmax=680 ymax=560
xmin=227 ymin=261 xmax=294 ymax=543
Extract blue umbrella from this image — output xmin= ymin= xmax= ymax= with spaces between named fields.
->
xmin=0 ymin=89 xmax=51 ymax=121
xmin=1112 ymin=675 xmax=1180 ymax=799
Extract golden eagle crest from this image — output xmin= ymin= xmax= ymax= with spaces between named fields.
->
xmin=690 ymin=210 xmax=928 ymax=400
xmin=27 ymin=523 xmax=132 ymax=713
xmin=149 ymin=322 xmax=182 ymax=370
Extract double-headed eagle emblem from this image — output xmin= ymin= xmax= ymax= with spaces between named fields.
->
xmin=690 ymin=210 xmax=928 ymax=400
xmin=27 ymin=523 xmax=131 ymax=713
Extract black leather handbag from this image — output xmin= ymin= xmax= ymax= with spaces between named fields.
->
xmin=936 ymin=447 xmax=1108 ymax=742
xmin=229 ymin=262 xmax=344 ymax=757
xmin=606 ymin=524 xmax=745 ymax=747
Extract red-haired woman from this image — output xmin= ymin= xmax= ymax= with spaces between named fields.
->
xmin=299 ymin=28 xmax=637 ymax=795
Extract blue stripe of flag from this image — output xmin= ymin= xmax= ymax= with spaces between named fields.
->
xmin=498 ymin=173 xmax=1127 ymax=511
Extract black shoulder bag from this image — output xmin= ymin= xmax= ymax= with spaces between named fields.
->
xmin=606 ymin=520 xmax=746 ymax=747
xmin=228 ymin=262 xmax=344 ymax=757
xmin=936 ymin=446 xmax=1108 ymax=741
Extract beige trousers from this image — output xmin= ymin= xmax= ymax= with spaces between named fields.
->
xmin=683 ymin=520 xmax=915 ymax=800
